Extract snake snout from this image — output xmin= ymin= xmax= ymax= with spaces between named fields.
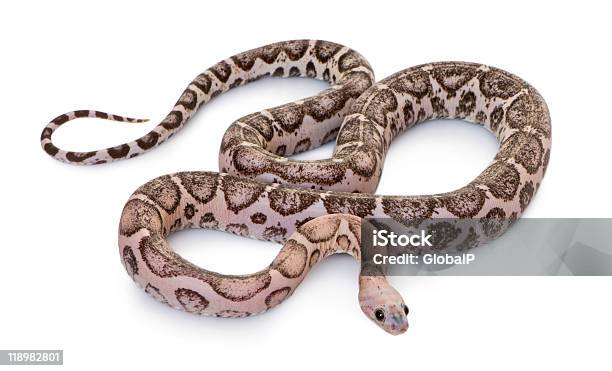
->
xmin=388 ymin=314 xmax=409 ymax=335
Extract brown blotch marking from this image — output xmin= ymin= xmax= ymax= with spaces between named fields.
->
xmin=303 ymin=88 xmax=350 ymax=122
xmin=426 ymin=221 xmax=461 ymax=250
xmin=430 ymin=96 xmax=449 ymax=118
xmin=226 ymin=223 xmax=249 ymax=237
xmin=272 ymin=239 xmax=308 ymax=278
xmin=260 ymin=44 xmax=282 ymax=63
xmin=184 ymin=203 xmax=196 ymax=220
xmin=119 ymin=199 xmax=163 ymax=236
xmin=294 ymin=138 xmax=311 ymax=153
xmin=476 ymin=110 xmax=487 ymax=123
xmin=242 ymin=113 xmax=274 ymax=142
xmin=209 ymin=60 xmax=232 ymax=83
xmin=519 ymin=181 xmax=535 ymax=212
xmin=268 ymin=188 xmax=319 ymax=216
xmin=342 ymin=71 xmax=374 ymax=97
xmin=263 ymin=226 xmax=287 ymax=242
xmin=362 ymin=88 xmax=398 ymax=128
xmin=440 ymin=185 xmax=487 ymax=218
xmin=431 ymin=63 xmax=478 ymax=94
xmin=175 ymin=288 xmax=209 ymax=313
xmin=176 ymin=88 xmax=198 ymax=110
xmin=231 ymin=146 xmax=271 ymax=176
xmin=138 ymin=236 xmax=183 ymax=277
xmin=136 ymin=175 xmax=181 ymax=213
xmin=477 ymin=161 xmax=521 ymax=201
xmin=145 ymin=284 xmax=168 ymax=304
xmin=282 ymin=40 xmax=309 ymax=60
xmin=309 ymin=249 xmax=321 ymax=268
xmin=289 ymin=66 xmax=300 ymax=77
xmin=295 ymin=217 xmax=314 ymax=229
xmin=246 ymin=72 xmax=270 ymax=83
xmin=40 ymin=127 xmax=53 ymax=140
xmin=323 ymin=194 xmax=376 ymax=218
xmin=221 ymin=177 xmax=266 ymax=213
xmin=323 ymin=68 xmax=330 ymax=81
xmin=229 ymin=78 xmax=243 ymax=88
xmin=490 ymin=106 xmax=504 ymax=132
xmin=417 ymin=107 xmax=427 ymax=121
xmin=457 ymin=227 xmax=480 ymax=251
xmin=348 ymin=145 xmax=378 ymax=178
xmin=66 ymin=151 xmax=96 ymax=162
xmin=338 ymin=50 xmax=370 ymax=73
xmin=479 ymin=69 xmax=523 ymax=99
xmin=387 ymin=69 xmax=431 ymax=99
xmin=403 ymin=100 xmax=415 ymax=126
xmin=456 ymin=91 xmax=476 ymax=118
xmin=347 ymin=217 xmax=362 ymax=246
xmin=298 ymin=218 xmax=341 ymax=243
xmin=199 ymin=212 xmax=218 ymax=228
xmin=276 ymin=145 xmax=286 ymax=156
xmin=122 ymin=246 xmax=138 ymax=277
xmin=44 ymin=143 xmax=59 ymax=156
xmin=273 ymin=67 xmax=284 ymax=77
xmin=161 ymin=111 xmax=183 ymax=130
xmin=95 ymin=111 xmax=108 ymax=119
xmin=220 ymin=125 xmax=244 ymax=154
xmin=136 ymin=131 xmax=160 ymax=150
xmin=170 ymin=218 xmax=182 ymax=232
xmin=250 ymin=212 xmax=267 ymax=224
xmin=497 ymin=132 xmax=543 ymax=174
xmin=108 ymin=143 xmax=130 ymax=159
xmin=74 ymin=110 xmax=89 ymax=118
xmin=209 ymin=272 xmax=272 ymax=302
xmin=177 ymin=172 xmax=219 ymax=204
xmin=231 ymin=50 xmax=259 ymax=70
xmin=306 ymin=61 xmax=317 ymax=78
xmin=314 ymin=40 xmax=342 ymax=63
xmin=481 ymin=207 xmax=507 ymax=238
xmin=265 ymin=287 xmax=291 ymax=308
xmin=506 ymin=92 xmax=551 ymax=138
xmin=269 ymin=103 xmax=305 ymax=133
xmin=193 ymin=73 xmax=211 ymax=93
xmin=52 ymin=114 xmax=70 ymax=125
xmin=382 ymin=197 xmax=438 ymax=226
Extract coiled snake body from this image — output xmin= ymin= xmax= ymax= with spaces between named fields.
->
xmin=41 ymin=40 xmax=551 ymax=335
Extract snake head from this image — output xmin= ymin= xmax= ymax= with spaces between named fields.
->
xmin=358 ymin=276 xmax=409 ymax=335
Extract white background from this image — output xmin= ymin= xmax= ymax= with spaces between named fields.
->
xmin=1 ymin=1 xmax=611 ymax=370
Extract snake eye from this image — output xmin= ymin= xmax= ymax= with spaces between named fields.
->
xmin=375 ymin=309 xmax=385 ymax=322
xmin=403 ymin=304 xmax=409 ymax=315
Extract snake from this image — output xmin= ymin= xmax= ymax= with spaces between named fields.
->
xmin=40 ymin=40 xmax=551 ymax=335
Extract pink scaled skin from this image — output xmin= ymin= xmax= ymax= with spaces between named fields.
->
xmin=41 ymin=40 xmax=550 ymax=334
